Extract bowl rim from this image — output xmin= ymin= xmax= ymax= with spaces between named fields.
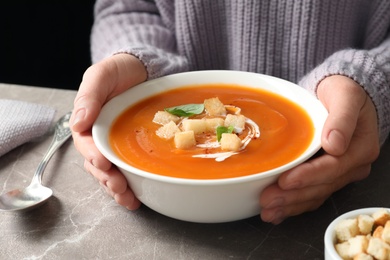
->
xmin=324 ymin=207 xmax=390 ymax=259
xmin=92 ymin=70 xmax=328 ymax=185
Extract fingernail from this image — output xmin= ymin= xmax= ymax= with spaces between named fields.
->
xmin=265 ymin=197 xmax=284 ymax=208
xmin=90 ymin=158 xmax=97 ymax=168
xmin=263 ymin=209 xmax=284 ymax=224
xmin=284 ymin=181 xmax=300 ymax=190
xmin=106 ymin=180 xmax=118 ymax=193
xmin=272 ymin=210 xmax=285 ymax=224
xmin=328 ymin=130 xmax=346 ymax=151
xmin=72 ymin=108 xmax=86 ymax=126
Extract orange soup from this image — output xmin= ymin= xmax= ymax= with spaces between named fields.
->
xmin=109 ymin=84 xmax=314 ymax=179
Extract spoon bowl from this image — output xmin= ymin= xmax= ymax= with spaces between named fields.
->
xmin=0 ymin=184 xmax=53 ymax=211
xmin=0 ymin=111 xmax=72 ymax=212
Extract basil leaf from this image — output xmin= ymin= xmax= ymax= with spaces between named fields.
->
xmin=164 ymin=104 xmax=204 ymax=117
xmin=216 ymin=126 xmax=235 ymax=142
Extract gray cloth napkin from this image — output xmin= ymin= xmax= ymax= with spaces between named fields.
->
xmin=0 ymin=99 xmax=56 ymax=157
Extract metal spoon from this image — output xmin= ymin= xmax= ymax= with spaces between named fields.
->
xmin=0 ymin=111 xmax=73 ymax=212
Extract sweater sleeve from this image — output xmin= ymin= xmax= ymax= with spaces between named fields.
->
xmin=91 ymin=0 xmax=188 ymax=79
xmin=299 ymin=36 xmax=390 ymax=146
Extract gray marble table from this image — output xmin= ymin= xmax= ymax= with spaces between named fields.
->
xmin=1 ymin=83 xmax=389 ymax=260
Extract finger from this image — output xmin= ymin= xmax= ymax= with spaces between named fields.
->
xmin=317 ymin=76 xmax=367 ymax=155
xmin=278 ymin=93 xmax=378 ymax=190
xmin=261 ymin=164 xmax=369 ymax=209
xmin=277 ymin=153 xmax=371 ymax=191
xmin=260 ymin=181 xmax=335 ymax=224
xmin=84 ymin=160 xmax=128 ymax=195
xmin=260 ymin=182 xmax=331 ymax=210
xmin=84 ymin=160 xmax=141 ymax=210
xmin=72 ymin=130 xmax=112 ymax=171
xmin=260 ymin=198 xmax=325 ymax=224
xmin=71 ymin=65 xmax=112 ymax=133
xmin=71 ymin=54 xmax=147 ymax=132
xmin=84 ymin=161 xmax=141 ymax=210
xmin=114 ymin=188 xmax=142 ymax=210
xmin=71 ymin=55 xmax=127 ymax=132
xmin=260 ymin=164 xmax=371 ymax=223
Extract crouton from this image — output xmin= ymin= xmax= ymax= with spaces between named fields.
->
xmin=358 ymin=214 xmax=375 ymax=235
xmin=156 ymin=121 xmax=181 ymax=139
xmin=348 ymin=235 xmax=369 ymax=258
xmin=382 ymin=220 xmax=390 ymax=243
xmin=204 ymin=97 xmax=226 ymax=116
xmin=334 ymin=209 xmax=390 ymax=260
xmin=153 ymin=111 xmax=180 ymax=125
xmin=220 ymin=133 xmax=241 ymax=152
xmin=335 ymin=218 xmax=360 ymax=242
xmin=366 ymin=237 xmax=390 ymax=260
xmin=372 ymin=208 xmax=390 ymax=226
xmin=174 ymin=131 xmax=196 ymax=149
xmin=335 ymin=241 xmax=351 ymax=260
xmin=224 ymin=114 xmax=246 ymax=131
xmin=353 ymin=252 xmax=374 ymax=260
xmin=373 ymin=225 xmax=384 ymax=239
xmin=205 ymin=118 xmax=224 ymax=132
xmin=182 ymin=119 xmax=208 ymax=134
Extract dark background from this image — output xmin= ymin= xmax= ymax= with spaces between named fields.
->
xmin=0 ymin=2 xmax=95 ymax=90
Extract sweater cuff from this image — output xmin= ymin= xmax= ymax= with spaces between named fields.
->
xmin=299 ymin=49 xmax=390 ymax=146
xmin=114 ymin=45 xmax=189 ymax=80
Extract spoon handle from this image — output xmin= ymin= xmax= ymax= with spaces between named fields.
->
xmin=30 ymin=111 xmax=73 ymax=186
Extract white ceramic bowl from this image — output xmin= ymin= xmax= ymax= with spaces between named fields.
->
xmin=324 ymin=207 xmax=389 ymax=260
xmin=92 ymin=70 xmax=327 ymax=223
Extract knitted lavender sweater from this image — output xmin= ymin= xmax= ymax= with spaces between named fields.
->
xmin=91 ymin=0 xmax=390 ymax=145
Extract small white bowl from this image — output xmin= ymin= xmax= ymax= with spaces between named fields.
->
xmin=324 ymin=207 xmax=389 ymax=260
xmin=92 ymin=70 xmax=327 ymax=223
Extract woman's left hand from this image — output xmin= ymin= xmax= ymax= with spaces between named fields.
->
xmin=259 ymin=75 xmax=380 ymax=224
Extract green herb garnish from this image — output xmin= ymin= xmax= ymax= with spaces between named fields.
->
xmin=216 ymin=126 xmax=235 ymax=142
xmin=164 ymin=103 xmax=204 ymax=117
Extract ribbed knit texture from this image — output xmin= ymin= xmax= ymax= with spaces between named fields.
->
xmin=91 ymin=0 xmax=390 ymax=145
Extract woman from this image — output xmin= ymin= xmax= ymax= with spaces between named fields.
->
xmin=71 ymin=0 xmax=390 ymax=224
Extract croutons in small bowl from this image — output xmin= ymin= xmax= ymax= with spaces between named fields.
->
xmin=92 ymin=70 xmax=327 ymax=223
xmin=324 ymin=207 xmax=390 ymax=260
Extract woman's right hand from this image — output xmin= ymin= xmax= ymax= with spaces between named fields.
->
xmin=70 ymin=53 xmax=147 ymax=210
